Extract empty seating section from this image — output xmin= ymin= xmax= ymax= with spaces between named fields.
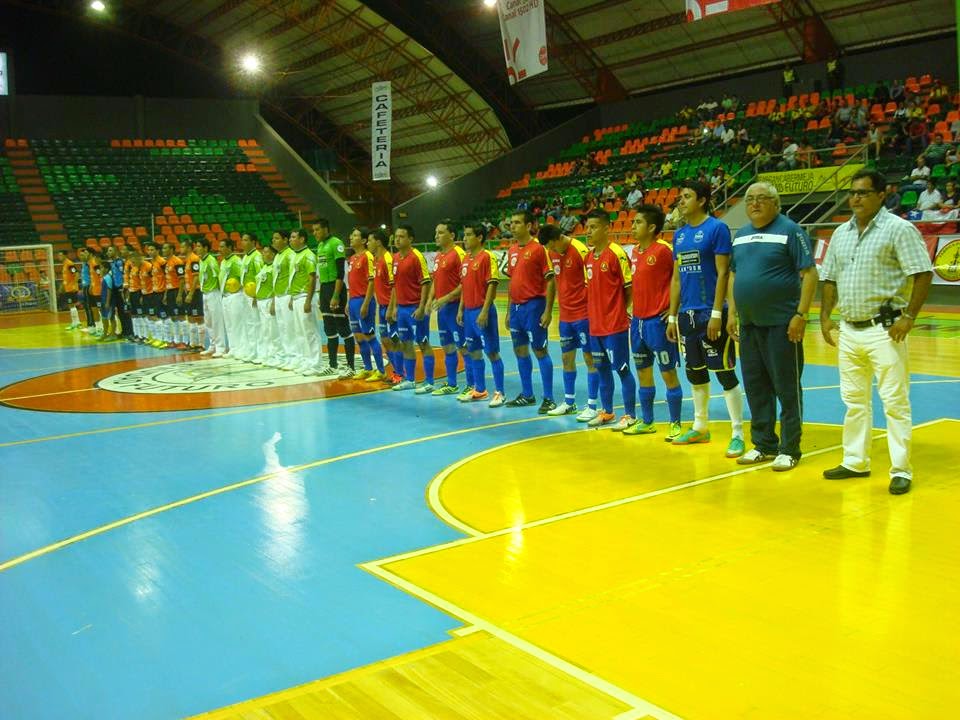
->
xmin=461 ymin=76 xmax=957 ymax=246
xmin=0 ymin=147 xmax=37 ymax=248
xmin=1 ymin=137 xmax=316 ymax=252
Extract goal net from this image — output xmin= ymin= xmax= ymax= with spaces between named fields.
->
xmin=0 ymin=244 xmax=56 ymax=313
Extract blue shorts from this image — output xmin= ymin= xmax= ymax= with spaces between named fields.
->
xmin=396 ymin=303 xmax=430 ymax=344
xmin=378 ymin=305 xmax=398 ymax=339
xmin=348 ymin=296 xmax=376 ymax=335
xmin=630 ymin=315 xmax=679 ymax=372
xmin=509 ymin=296 xmax=548 ymax=350
xmin=463 ymin=306 xmax=500 ymax=354
xmin=559 ymin=318 xmax=590 ymax=354
xmin=678 ymin=308 xmax=736 ymax=371
xmin=589 ymin=330 xmax=631 ymax=372
xmin=437 ymin=302 xmax=466 ymax=348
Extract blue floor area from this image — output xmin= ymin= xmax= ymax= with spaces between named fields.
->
xmin=1 ymin=340 xmax=958 ymax=719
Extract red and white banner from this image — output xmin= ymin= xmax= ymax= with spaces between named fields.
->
xmin=497 ymin=0 xmax=548 ymax=85
xmin=685 ymin=0 xmax=779 ymax=21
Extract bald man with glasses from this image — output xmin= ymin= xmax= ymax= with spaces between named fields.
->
xmin=727 ymin=182 xmax=818 ymax=471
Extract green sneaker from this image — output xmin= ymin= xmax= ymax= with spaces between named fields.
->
xmin=725 ymin=436 xmax=746 ymax=458
xmin=622 ymin=420 xmax=657 ymax=436
xmin=664 ymin=421 xmax=683 ymax=442
xmin=456 ymin=386 xmax=475 ymax=402
xmin=672 ymin=428 xmax=711 ymax=445
xmin=431 ymin=384 xmax=460 ymax=396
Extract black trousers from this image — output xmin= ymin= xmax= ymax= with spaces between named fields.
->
xmin=739 ymin=323 xmax=804 ymax=458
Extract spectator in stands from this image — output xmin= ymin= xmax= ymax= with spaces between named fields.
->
xmin=867 ymin=122 xmax=884 ymax=158
xmin=756 ymin=145 xmax=773 ymax=171
xmin=558 ymin=206 xmax=578 ymax=233
xmin=782 ymin=65 xmax=796 ymax=96
xmin=903 ymin=156 xmax=931 ymax=190
xmin=721 ymin=125 xmax=735 ymax=145
xmin=945 ymin=145 xmax=959 ymax=167
xmin=920 ymin=133 xmax=948 ymax=165
xmin=745 ymin=138 xmax=762 ymax=159
xmin=516 ymin=197 xmax=530 ymax=211
xmin=826 ymin=55 xmax=843 ymax=92
xmin=768 ymin=107 xmax=785 ymax=123
xmin=797 ymin=139 xmax=818 ymax=169
xmin=886 ymin=120 xmax=908 ymax=155
xmin=883 ymin=183 xmax=902 ymax=214
xmin=576 ymin=159 xmax=590 ymax=176
xmin=664 ymin=199 xmax=683 ymax=230
xmin=941 ymin=179 xmax=960 ymax=210
xmin=892 ymin=102 xmax=908 ymax=122
xmin=835 ymin=102 xmax=853 ymax=127
xmin=498 ymin=217 xmax=512 ymax=238
xmin=713 ymin=121 xmax=726 ymax=143
xmin=906 ymin=98 xmax=924 ymax=120
xmin=917 ymin=179 xmax=943 ymax=212
xmin=814 ymin=99 xmax=831 ymax=120
xmin=696 ymin=168 xmax=709 ymax=184
xmin=625 ymin=185 xmax=644 ymax=210
xmin=854 ymin=102 xmax=869 ymax=130
xmin=602 ymin=182 xmax=617 ymax=202
xmin=889 ymin=78 xmax=906 ymax=103
xmin=873 ymin=82 xmax=889 ymax=105
xmin=930 ymin=79 xmax=949 ymax=101
xmin=583 ymin=193 xmax=598 ymax=215
xmin=659 ymin=158 xmax=673 ymax=178
xmin=721 ymin=93 xmax=734 ymax=112
xmin=736 ymin=126 xmax=750 ymax=146
xmin=778 ymin=138 xmax=800 ymax=170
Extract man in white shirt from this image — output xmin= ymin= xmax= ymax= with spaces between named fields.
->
xmin=917 ymin=180 xmax=943 ymax=212
xmin=625 ymin=186 xmax=644 ymax=209
xmin=602 ymin=183 xmax=617 ymax=201
xmin=778 ymin=139 xmax=799 ymax=169
xmin=904 ymin=157 xmax=931 ymax=191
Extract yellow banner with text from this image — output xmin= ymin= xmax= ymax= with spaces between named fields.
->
xmin=759 ymin=164 xmax=864 ymax=196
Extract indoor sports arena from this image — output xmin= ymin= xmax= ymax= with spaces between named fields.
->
xmin=1 ymin=1 xmax=958 ymax=718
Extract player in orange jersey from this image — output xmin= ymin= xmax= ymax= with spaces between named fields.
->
xmin=57 ymin=249 xmax=83 ymax=329
xmin=162 ymin=241 xmax=186 ymax=349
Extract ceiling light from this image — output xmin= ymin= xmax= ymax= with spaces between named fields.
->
xmin=426 ymin=175 xmax=438 ymax=188
xmin=483 ymin=0 xmax=497 ymax=7
xmin=240 ymin=53 xmax=261 ymax=73
xmin=90 ymin=0 xmax=106 ymax=11
xmin=380 ymin=224 xmax=387 ymax=229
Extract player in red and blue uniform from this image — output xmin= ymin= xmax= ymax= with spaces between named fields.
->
xmin=387 ymin=225 xmax=435 ymax=392
xmin=623 ymin=204 xmax=684 ymax=439
xmin=366 ymin=229 xmax=402 ymax=383
xmin=504 ymin=210 xmax=556 ymax=413
xmin=583 ymin=209 xmax=637 ymax=430
xmin=456 ymin=223 xmax=506 ymax=407
xmin=540 ymin=223 xmax=600 ymax=421
xmin=347 ymin=227 xmax=386 ymax=380
xmin=427 ymin=220 xmax=474 ymax=396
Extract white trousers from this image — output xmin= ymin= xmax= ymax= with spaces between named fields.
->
xmin=241 ymin=296 xmax=260 ymax=358
xmin=256 ymin=300 xmax=280 ymax=362
xmin=839 ymin=322 xmax=913 ymax=479
xmin=291 ymin=294 xmax=322 ymax=370
xmin=275 ymin=295 xmax=298 ymax=362
xmin=221 ymin=292 xmax=245 ymax=353
xmin=202 ymin=290 xmax=226 ymax=352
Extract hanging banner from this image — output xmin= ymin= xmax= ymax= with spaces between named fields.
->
xmin=686 ymin=0 xmax=779 ymax=21
xmin=0 ymin=53 xmax=8 ymax=96
xmin=497 ymin=0 xmax=548 ymax=85
xmin=759 ymin=164 xmax=864 ymax=196
xmin=371 ymin=81 xmax=391 ymax=182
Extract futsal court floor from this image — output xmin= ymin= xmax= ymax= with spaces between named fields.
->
xmin=1 ymin=302 xmax=958 ymax=720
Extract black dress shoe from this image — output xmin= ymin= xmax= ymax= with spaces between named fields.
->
xmin=823 ymin=464 xmax=871 ymax=480
xmin=889 ymin=475 xmax=911 ymax=495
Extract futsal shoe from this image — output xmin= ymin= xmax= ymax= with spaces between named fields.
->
xmin=672 ymin=428 xmax=711 ymax=445
xmin=772 ymin=454 xmax=799 ymax=472
xmin=547 ymin=402 xmax=578 ymax=416
xmin=725 ymin=437 xmax=746 ymax=458
xmin=663 ymin=421 xmax=683 ymax=442
xmin=364 ymin=370 xmax=386 ymax=383
xmin=576 ymin=406 xmax=599 ymax=423
xmin=623 ymin=420 xmax=657 ymax=435
xmin=338 ymin=366 xmax=356 ymax=379
xmin=456 ymin=386 xmax=475 ymax=402
xmin=212 ymin=350 xmax=226 ymax=358
xmin=354 ymin=369 xmax=373 ymax=380
xmin=389 ymin=372 xmax=404 ymax=385
xmin=392 ymin=380 xmax=416 ymax=391
xmin=505 ymin=394 xmax=536 ymax=408
xmin=465 ymin=389 xmax=488 ymax=403
xmin=318 ymin=365 xmax=339 ymax=377
xmin=611 ymin=415 xmax=635 ymax=432
xmin=487 ymin=391 xmax=505 ymax=408
xmin=431 ymin=384 xmax=460 ymax=396
xmin=199 ymin=347 xmax=214 ymax=356
xmin=174 ymin=342 xmax=189 ymax=350
xmin=538 ymin=398 xmax=557 ymax=414
xmin=414 ymin=382 xmax=435 ymax=395
xmin=737 ymin=448 xmax=774 ymax=465
xmin=587 ymin=411 xmax=615 ymax=428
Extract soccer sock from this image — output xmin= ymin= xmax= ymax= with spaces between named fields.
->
xmin=462 ymin=351 xmax=474 ymax=388
xmin=327 ymin=336 xmax=340 ymax=367
xmin=563 ymin=369 xmax=577 ymax=404
xmin=618 ymin=366 xmax=637 ymax=418
xmin=472 ymin=356 xmax=486 ymax=393
xmin=638 ymin=385 xmax=656 ymax=424
xmin=95 ymin=318 xmax=103 ymax=333
xmin=445 ymin=351 xmax=458 ymax=387
xmin=180 ymin=321 xmax=191 ymax=344
xmin=359 ymin=340 xmax=373 ymax=371
xmin=491 ymin=356 xmax=505 ymax=394
xmin=587 ymin=369 xmax=599 ymax=409
xmin=69 ymin=307 xmax=80 ymax=326
xmin=666 ymin=386 xmax=683 ymax=423
xmin=423 ymin=352 xmax=435 ymax=385
xmin=132 ymin=317 xmax=140 ymax=337
xmin=164 ymin=319 xmax=174 ymax=342
xmin=536 ymin=353 xmax=555 ymax=400
xmin=598 ymin=362 xmax=614 ymax=414
xmin=723 ymin=387 xmax=745 ymax=439
xmin=391 ymin=351 xmax=403 ymax=376
xmin=404 ymin=356 xmax=416 ymax=382
xmin=692 ymin=383 xmax=710 ymax=434
xmin=344 ymin=336 xmax=356 ymax=369
xmin=197 ymin=324 xmax=206 ymax=348
xmin=517 ymin=354 xmax=534 ymax=397
xmin=369 ymin=337 xmax=384 ymax=373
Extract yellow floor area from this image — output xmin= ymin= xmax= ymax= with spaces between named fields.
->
xmin=378 ymin=420 xmax=959 ymax=719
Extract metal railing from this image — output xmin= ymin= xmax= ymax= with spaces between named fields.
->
xmin=789 ymin=144 xmax=870 ymax=226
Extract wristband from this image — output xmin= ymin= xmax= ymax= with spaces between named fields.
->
xmin=667 ymin=315 xmax=677 ymax=324
xmin=902 ymin=311 xmax=915 ymax=320
xmin=710 ymin=309 xmax=722 ymax=319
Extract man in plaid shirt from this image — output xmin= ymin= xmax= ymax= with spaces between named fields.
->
xmin=819 ymin=168 xmax=933 ymax=495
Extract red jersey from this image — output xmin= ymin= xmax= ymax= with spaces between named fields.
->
xmin=164 ymin=255 xmax=184 ymax=290
xmin=62 ymin=258 xmax=79 ymax=293
xmin=374 ymin=251 xmax=394 ymax=306
xmin=138 ymin=260 xmax=155 ymax=294
xmin=88 ymin=259 xmax=102 ymax=295
xmin=585 ymin=242 xmax=632 ymax=337
xmin=549 ymin=238 xmax=588 ymax=322
xmin=506 ymin=239 xmax=553 ymax=304
xmin=433 ymin=245 xmax=465 ymax=298
xmin=150 ymin=256 xmax=167 ymax=293
xmin=461 ymin=249 xmax=500 ymax=309
xmin=392 ymin=248 xmax=430 ymax=306
xmin=348 ymin=250 xmax=375 ymax=299
xmin=631 ymin=240 xmax=673 ymax=319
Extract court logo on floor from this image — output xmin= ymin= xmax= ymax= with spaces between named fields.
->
xmin=97 ymin=359 xmax=321 ymax=394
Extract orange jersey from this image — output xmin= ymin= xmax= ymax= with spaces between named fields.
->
xmin=585 ymin=243 xmax=632 ymax=337
xmin=392 ymin=248 xmax=430 ymax=306
xmin=138 ymin=260 xmax=155 ymax=294
xmin=123 ymin=259 xmax=134 ymax=289
xmin=631 ymin=240 xmax=673 ymax=319
xmin=182 ymin=252 xmax=201 ymax=290
xmin=432 ymin=245 xmax=465 ymax=298
xmin=61 ymin=258 xmax=79 ymax=293
xmin=549 ymin=238 xmax=589 ymax=323
xmin=151 ymin=256 xmax=167 ymax=292
xmin=89 ymin=259 xmax=102 ymax=295
xmin=374 ymin=251 xmax=394 ymax=306
xmin=165 ymin=255 xmax=184 ymax=290
xmin=506 ymin=240 xmax=553 ymax=304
